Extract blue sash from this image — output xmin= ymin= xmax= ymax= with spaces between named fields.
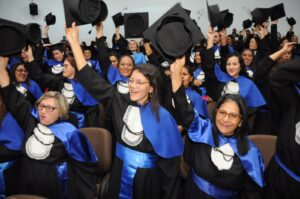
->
xmin=185 ymin=88 xmax=209 ymax=118
xmin=47 ymin=59 xmax=64 ymax=67
xmin=48 ymin=122 xmax=98 ymax=163
xmin=69 ymin=111 xmax=85 ymax=128
xmin=116 ymin=143 xmax=157 ymax=199
xmin=214 ymin=64 xmax=266 ymax=107
xmin=87 ymin=59 xmax=102 ymax=76
xmin=20 ymin=80 xmax=43 ymax=100
xmin=0 ymin=113 xmax=24 ymax=151
xmin=274 ymin=154 xmax=300 ymax=183
xmin=107 ymin=64 xmax=128 ymax=85
xmin=69 ymin=80 xmax=98 ymax=106
xmin=0 ymin=161 xmax=15 ymax=197
xmin=191 ymin=169 xmax=238 ymax=199
xmin=132 ymin=52 xmax=147 ymax=66
xmin=188 ymin=113 xmax=265 ymax=188
xmin=140 ymin=102 xmax=184 ymax=158
xmin=56 ymin=162 xmax=68 ymax=198
xmin=193 ymin=67 xmax=207 ymax=96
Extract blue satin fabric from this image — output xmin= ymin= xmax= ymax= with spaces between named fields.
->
xmin=49 ymin=122 xmax=98 ymax=163
xmin=274 ymin=154 xmax=300 ymax=183
xmin=214 ymin=64 xmax=266 ymax=107
xmin=191 ymin=169 xmax=238 ymax=199
xmin=69 ymin=80 xmax=98 ymax=106
xmin=20 ymin=80 xmax=43 ymax=100
xmin=56 ymin=162 xmax=68 ymax=198
xmin=116 ymin=143 xmax=157 ymax=199
xmin=0 ymin=161 xmax=15 ymax=197
xmin=107 ymin=64 xmax=128 ymax=85
xmin=46 ymin=59 xmax=64 ymax=68
xmin=193 ymin=67 xmax=207 ymax=96
xmin=140 ymin=102 xmax=184 ymax=158
xmin=69 ymin=111 xmax=85 ymax=128
xmin=132 ymin=52 xmax=147 ymax=66
xmin=185 ymin=88 xmax=209 ymax=118
xmin=0 ymin=113 xmax=24 ymax=150
xmin=87 ymin=59 xmax=102 ymax=76
xmin=188 ymin=112 xmax=265 ymax=188
xmin=296 ymin=82 xmax=300 ymax=95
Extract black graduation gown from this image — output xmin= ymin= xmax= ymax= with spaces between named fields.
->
xmin=25 ymin=60 xmax=100 ymax=127
xmin=76 ymin=66 xmax=182 ymax=199
xmin=183 ymin=138 xmax=263 ymax=199
xmin=1 ymin=84 xmax=97 ymax=199
xmin=265 ymin=57 xmax=300 ymax=199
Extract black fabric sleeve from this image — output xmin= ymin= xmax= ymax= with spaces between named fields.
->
xmin=239 ymin=172 xmax=264 ymax=199
xmin=25 ymin=60 xmax=62 ymax=91
xmin=76 ymin=65 xmax=114 ymax=103
xmin=253 ymin=56 xmax=276 ymax=87
xmin=1 ymin=84 xmax=35 ymax=135
xmin=95 ymin=36 xmax=111 ymax=80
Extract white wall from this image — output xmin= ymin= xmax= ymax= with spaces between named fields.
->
xmin=0 ymin=0 xmax=299 ymax=46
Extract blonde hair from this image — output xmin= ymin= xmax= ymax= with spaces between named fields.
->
xmin=35 ymin=91 xmax=69 ymax=120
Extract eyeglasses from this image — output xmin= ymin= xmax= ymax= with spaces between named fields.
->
xmin=15 ymin=69 xmax=28 ymax=73
xmin=216 ymin=109 xmax=241 ymax=121
xmin=37 ymin=104 xmax=58 ymax=112
xmin=128 ymin=78 xmax=150 ymax=86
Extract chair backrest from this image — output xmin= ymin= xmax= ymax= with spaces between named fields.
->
xmin=6 ymin=194 xmax=47 ymax=199
xmin=80 ymin=127 xmax=112 ymax=176
xmin=206 ymin=101 xmax=216 ymax=119
xmin=248 ymin=134 xmax=277 ymax=168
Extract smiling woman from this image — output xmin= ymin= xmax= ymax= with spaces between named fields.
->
xmin=0 ymin=56 xmax=98 ymax=198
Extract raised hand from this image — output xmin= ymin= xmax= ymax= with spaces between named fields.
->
xmin=0 ymin=56 xmax=10 ymax=87
xmin=65 ymin=22 xmax=80 ymax=45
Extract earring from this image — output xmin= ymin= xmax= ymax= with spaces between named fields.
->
xmin=149 ymin=92 xmax=152 ymax=98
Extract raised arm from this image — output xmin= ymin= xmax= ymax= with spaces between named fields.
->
xmin=65 ymin=22 xmax=114 ymax=103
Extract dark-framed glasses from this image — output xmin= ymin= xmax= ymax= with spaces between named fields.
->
xmin=37 ymin=104 xmax=58 ymax=112
xmin=216 ymin=109 xmax=241 ymax=121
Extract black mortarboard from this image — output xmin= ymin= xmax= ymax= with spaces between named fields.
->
xmin=45 ymin=13 xmax=56 ymax=26
xmin=63 ymin=0 xmax=105 ymax=27
xmin=207 ymin=1 xmax=223 ymax=28
xmin=218 ymin=9 xmax=234 ymax=29
xmin=251 ymin=8 xmax=270 ymax=25
xmin=143 ymin=3 xmax=204 ymax=62
xmin=270 ymin=3 xmax=285 ymax=21
xmin=112 ymin=12 xmax=124 ymax=27
xmin=50 ymin=43 xmax=65 ymax=52
xmin=0 ymin=18 xmax=41 ymax=45
xmin=243 ymin=19 xmax=252 ymax=29
xmin=91 ymin=1 xmax=108 ymax=26
xmin=184 ymin=8 xmax=191 ymax=16
xmin=287 ymin=17 xmax=296 ymax=26
xmin=0 ymin=24 xmax=26 ymax=56
xmin=124 ymin=12 xmax=149 ymax=38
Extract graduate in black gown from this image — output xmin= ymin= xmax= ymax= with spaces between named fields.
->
xmin=182 ymin=93 xmax=265 ymax=199
xmin=25 ymin=46 xmax=100 ymax=128
xmin=0 ymin=56 xmax=98 ymax=199
xmin=66 ymin=22 xmax=186 ymax=199
xmin=265 ymin=57 xmax=300 ymax=199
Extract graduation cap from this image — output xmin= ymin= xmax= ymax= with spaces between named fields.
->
xmin=112 ymin=12 xmax=124 ymax=27
xmin=44 ymin=13 xmax=56 ymax=26
xmin=50 ymin=43 xmax=65 ymax=52
xmin=251 ymin=8 xmax=270 ymax=25
xmin=270 ymin=3 xmax=285 ymax=21
xmin=0 ymin=24 xmax=27 ymax=56
xmin=143 ymin=3 xmax=204 ymax=62
xmin=184 ymin=8 xmax=191 ymax=16
xmin=287 ymin=17 xmax=296 ymax=26
xmin=243 ymin=19 xmax=252 ymax=29
xmin=92 ymin=0 xmax=108 ymax=26
xmin=63 ymin=0 xmax=107 ymax=27
xmin=207 ymin=1 xmax=223 ymax=28
xmin=124 ymin=12 xmax=149 ymax=38
xmin=218 ymin=9 xmax=234 ymax=29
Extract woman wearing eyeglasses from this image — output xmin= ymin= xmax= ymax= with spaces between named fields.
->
xmin=183 ymin=94 xmax=264 ymax=199
xmin=0 ymin=56 xmax=98 ymax=199
xmin=65 ymin=22 xmax=188 ymax=199
xmin=24 ymin=46 xmax=99 ymax=128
